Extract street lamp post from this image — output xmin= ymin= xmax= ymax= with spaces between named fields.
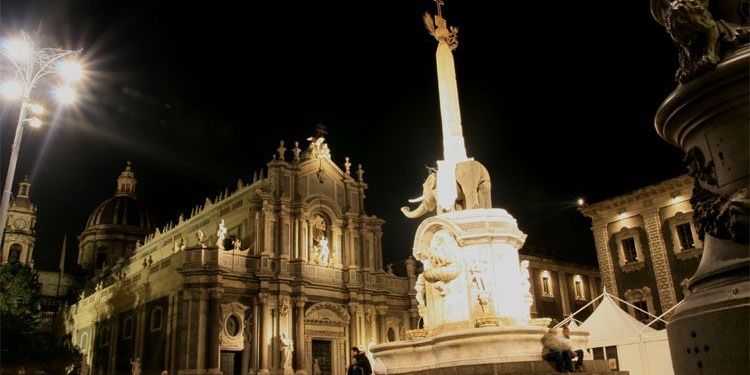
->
xmin=0 ymin=29 xmax=82 ymax=245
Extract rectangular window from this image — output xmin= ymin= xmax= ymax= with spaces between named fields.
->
xmin=634 ymin=300 xmax=649 ymax=322
xmin=574 ymin=280 xmax=584 ymax=299
xmin=123 ymin=318 xmax=133 ymax=339
xmin=676 ymin=223 xmax=694 ymax=250
xmin=541 ymin=276 xmax=552 ymax=296
xmin=150 ymin=308 xmax=163 ymax=332
xmin=100 ymin=326 xmax=110 ymax=347
xmin=622 ymin=238 xmax=638 ymax=263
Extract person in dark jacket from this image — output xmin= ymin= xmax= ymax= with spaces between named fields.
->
xmin=345 ymin=346 xmax=373 ymax=375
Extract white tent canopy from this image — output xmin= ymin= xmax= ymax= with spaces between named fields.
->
xmin=579 ymin=293 xmax=656 ymax=348
xmin=563 ymin=291 xmax=677 ymax=375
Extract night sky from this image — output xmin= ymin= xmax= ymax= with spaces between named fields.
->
xmin=0 ymin=1 xmax=687 ymax=271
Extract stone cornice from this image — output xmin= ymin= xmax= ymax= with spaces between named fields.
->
xmin=580 ymin=174 xmax=691 ymax=216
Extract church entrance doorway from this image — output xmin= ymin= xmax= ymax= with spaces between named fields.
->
xmin=311 ymin=339 xmax=332 ymax=375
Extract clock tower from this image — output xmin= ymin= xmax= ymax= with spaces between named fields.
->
xmin=1 ymin=176 xmax=37 ymax=265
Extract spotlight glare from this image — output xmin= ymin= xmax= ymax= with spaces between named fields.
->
xmin=52 ymin=85 xmax=76 ymax=104
xmin=1 ymin=81 xmax=23 ymax=98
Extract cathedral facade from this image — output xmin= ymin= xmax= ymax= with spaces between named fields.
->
xmin=64 ymin=137 xmax=416 ymax=375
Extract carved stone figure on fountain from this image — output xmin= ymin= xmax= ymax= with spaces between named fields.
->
xmin=418 ymin=230 xmax=462 ymax=297
xmin=468 ymin=257 xmax=494 ymax=317
xmin=401 ymin=160 xmax=491 ymax=218
xmin=415 ymin=273 xmax=426 ymax=307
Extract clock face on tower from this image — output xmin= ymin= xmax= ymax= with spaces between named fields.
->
xmin=13 ymin=219 xmax=26 ymax=229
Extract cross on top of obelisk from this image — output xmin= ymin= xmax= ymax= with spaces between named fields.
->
xmin=433 ymin=0 xmax=444 ymax=18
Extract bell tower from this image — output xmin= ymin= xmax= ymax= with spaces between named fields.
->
xmin=1 ymin=176 xmax=37 ymax=265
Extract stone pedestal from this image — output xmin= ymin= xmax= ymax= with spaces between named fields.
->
xmin=654 ymin=44 xmax=749 ymax=375
xmin=412 ymin=209 xmax=529 ymax=329
xmin=371 ymin=209 xmax=588 ymax=374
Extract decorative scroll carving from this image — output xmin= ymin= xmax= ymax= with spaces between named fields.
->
xmin=686 ymin=147 xmax=749 ymax=243
xmin=305 ymin=302 xmax=350 ymax=323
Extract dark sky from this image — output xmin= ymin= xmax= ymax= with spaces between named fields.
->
xmin=0 ymin=1 xmax=687 ymax=271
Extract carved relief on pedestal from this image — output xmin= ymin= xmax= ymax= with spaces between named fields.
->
xmin=467 ymin=256 xmax=494 ymax=319
xmin=417 ymin=230 xmax=462 ymax=297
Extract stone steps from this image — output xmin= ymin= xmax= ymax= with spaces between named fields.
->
xmin=376 ymin=360 xmax=630 ymax=375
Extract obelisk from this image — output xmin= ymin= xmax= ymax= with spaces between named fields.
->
xmin=424 ymin=1 xmax=469 ymax=212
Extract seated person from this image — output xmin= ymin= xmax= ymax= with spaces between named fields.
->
xmin=541 ymin=327 xmax=575 ymax=373
xmin=561 ymin=325 xmax=585 ymax=371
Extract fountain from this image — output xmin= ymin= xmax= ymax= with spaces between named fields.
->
xmin=369 ymin=3 xmax=588 ymax=374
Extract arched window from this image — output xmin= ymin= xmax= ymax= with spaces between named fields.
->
xmin=8 ymin=244 xmax=21 ymax=263
xmin=387 ymin=327 xmax=395 ymax=342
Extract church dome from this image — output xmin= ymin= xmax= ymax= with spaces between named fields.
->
xmin=84 ymin=162 xmax=155 ymax=232
xmin=78 ymin=162 xmax=156 ymax=274
xmin=85 ymin=195 xmax=155 ymax=231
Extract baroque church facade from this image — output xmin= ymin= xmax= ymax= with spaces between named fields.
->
xmin=63 ymin=137 xmax=416 ymax=375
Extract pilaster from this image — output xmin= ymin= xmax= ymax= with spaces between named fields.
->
xmin=294 ymin=297 xmax=307 ymax=374
xmin=642 ymin=207 xmax=677 ymax=310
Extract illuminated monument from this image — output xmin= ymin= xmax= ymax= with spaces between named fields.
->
xmin=370 ymin=3 xmax=588 ymax=373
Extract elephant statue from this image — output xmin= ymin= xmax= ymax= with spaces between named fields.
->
xmin=401 ymin=159 xmax=492 ymax=219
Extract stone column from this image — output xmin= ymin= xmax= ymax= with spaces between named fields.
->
xmin=108 ymin=315 xmax=119 ymax=374
xmin=331 ymin=225 xmax=342 ymax=267
xmin=241 ymin=308 xmax=252 ymax=375
xmin=557 ymin=270 xmax=570 ymax=316
xmin=294 ymin=297 xmax=307 ymax=374
xmin=254 ymin=210 xmax=263 ymax=255
xmin=348 ymin=303 xmax=360 ymax=347
xmin=376 ymin=306 xmax=388 ymax=342
xmin=207 ymin=288 xmax=224 ymax=373
xmin=300 ymin=219 xmax=309 ymax=262
xmin=184 ymin=288 xmax=208 ymax=371
xmin=135 ymin=297 xmax=148 ymax=366
xmin=251 ymin=301 xmax=261 ymax=371
xmin=257 ymin=293 xmax=271 ymax=374
xmin=293 ymin=216 xmax=300 ymax=259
